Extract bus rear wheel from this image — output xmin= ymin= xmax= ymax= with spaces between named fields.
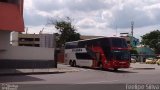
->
xmin=69 ymin=60 xmax=73 ymax=66
xmin=72 ymin=61 xmax=76 ymax=67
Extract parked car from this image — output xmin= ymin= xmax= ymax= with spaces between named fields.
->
xmin=131 ymin=58 xmax=136 ymax=63
xmin=145 ymin=58 xmax=157 ymax=64
xmin=156 ymin=59 xmax=160 ymax=65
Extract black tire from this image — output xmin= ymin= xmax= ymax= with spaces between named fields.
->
xmin=69 ymin=60 xmax=72 ymax=66
xmin=114 ymin=68 xmax=118 ymax=71
xmin=99 ymin=63 xmax=104 ymax=70
xmin=73 ymin=61 xmax=76 ymax=67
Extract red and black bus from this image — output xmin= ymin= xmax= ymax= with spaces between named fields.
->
xmin=64 ymin=37 xmax=130 ymax=70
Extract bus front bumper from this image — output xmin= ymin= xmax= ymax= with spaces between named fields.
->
xmin=112 ymin=61 xmax=130 ymax=68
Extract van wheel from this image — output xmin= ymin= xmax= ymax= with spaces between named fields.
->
xmin=73 ymin=61 xmax=76 ymax=67
xmin=69 ymin=60 xmax=72 ymax=66
xmin=114 ymin=68 xmax=118 ymax=71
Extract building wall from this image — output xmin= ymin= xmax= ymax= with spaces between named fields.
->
xmin=0 ymin=31 xmax=10 ymax=50
xmin=16 ymin=34 xmax=56 ymax=48
xmin=0 ymin=31 xmax=56 ymax=69
xmin=11 ymin=32 xmax=18 ymax=46
xmin=0 ymin=1 xmax=56 ymax=69
xmin=0 ymin=46 xmax=55 ymax=60
xmin=40 ymin=34 xmax=56 ymax=48
xmin=57 ymin=52 xmax=64 ymax=63
xmin=0 ymin=43 xmax=56 ymax=69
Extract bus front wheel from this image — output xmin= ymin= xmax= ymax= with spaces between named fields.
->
xmin=114 ymin=68 xmax=118 ymax=71
xmin=69 ymin=60 xmax=72 ymax=66
xmin=99 ymin=63 xmax=104 ymax=70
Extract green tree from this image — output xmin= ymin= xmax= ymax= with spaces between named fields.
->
xmin=49 ymin=17 xmax=80 ymax=47
xmin=130 ymin=49 xmax=138 ymax=55
xmin=141 ymin=30 xmax=160 ymax=53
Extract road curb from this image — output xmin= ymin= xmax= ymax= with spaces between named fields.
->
xmin=132 ymin=68 xmax=155 ymax=70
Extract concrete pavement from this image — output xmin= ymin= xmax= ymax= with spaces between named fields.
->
xmin=1 ymin=63 xmax=160 ymax=85
xmin=130 ymin=63 xmax=160 ymax=70
xmin=0 ymin=63 xmax=159 ymax=75
xmin=0 ymin=64 xmax=80 ymax=75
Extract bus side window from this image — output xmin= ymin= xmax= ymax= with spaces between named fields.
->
xmin=78 ymin=41 xmax=85 ymax=48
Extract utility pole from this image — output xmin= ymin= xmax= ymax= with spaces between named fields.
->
xmin=131 ymin=21 xmax=134 ymax=47
xmin=131 ymin=21 xmax=134 ymax=37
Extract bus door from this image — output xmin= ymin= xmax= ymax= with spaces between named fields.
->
xmin=95 ymin=52 xmax=101 ymax=61
xmin=92 ymin=46 xmax=104 ymax=68
xmin=92 ymin=52 xmax=101 ymax=67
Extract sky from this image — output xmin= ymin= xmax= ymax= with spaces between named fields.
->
xmin=23 ymin=0 xmax=160 ymax=40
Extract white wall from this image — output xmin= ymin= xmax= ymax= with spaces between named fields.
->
xmin=11 ymin=31 xmax=18 ymax=46
xmin=0 ymin=46 xmax=55 ymax=60
xmin=40 ymin=34 xmax=56 ymax=48
xmin=0 ymin=31 xmax=55 ymax=61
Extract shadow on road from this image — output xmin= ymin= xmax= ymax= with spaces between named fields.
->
xmin=0 ymin=70 xmax=65 ymax=83
xmin=74 ymin=66 xmax=137 ymax=73
xmin=0 ymin=72 xmax=66 ymax=76
xmin=0 ymin=75 xmax=43 ymax=83
xmin=103 ymin=69 xmax=138 ymax=73
xmin=0 ymin=70 xmax=66 ymax=76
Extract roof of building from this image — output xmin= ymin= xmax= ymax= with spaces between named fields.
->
xmin=0 ymin=2 xmax=24 ymax=32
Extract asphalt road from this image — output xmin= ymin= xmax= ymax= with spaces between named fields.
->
xmin=0 ymin=63 xmax=160 ymax=90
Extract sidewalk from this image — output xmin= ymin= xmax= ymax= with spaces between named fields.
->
xmin=130 ymin=63 xmax=160 ymax=70
xmin=0 ymin=64 xmax=79 ymax=75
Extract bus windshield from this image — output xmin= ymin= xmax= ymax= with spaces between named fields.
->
xmin=111 ymin=38 xmax=128 ymax=48
xmin=112 ymin=50 xmax=130 ymax=60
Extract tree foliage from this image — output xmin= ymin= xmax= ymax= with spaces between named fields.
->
xmin=49 ymin=17 xmax=80 ymax=47
xmin=130 ymin=49 xmax=138 ymax=54
xmin=141 ymin=30 xmax=160 ymax=53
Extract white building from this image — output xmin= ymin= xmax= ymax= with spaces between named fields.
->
xmin=12 ymin=32 xmax=56 ymax=48
xmin=0 ymin=1 xmax=56 ymax=69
